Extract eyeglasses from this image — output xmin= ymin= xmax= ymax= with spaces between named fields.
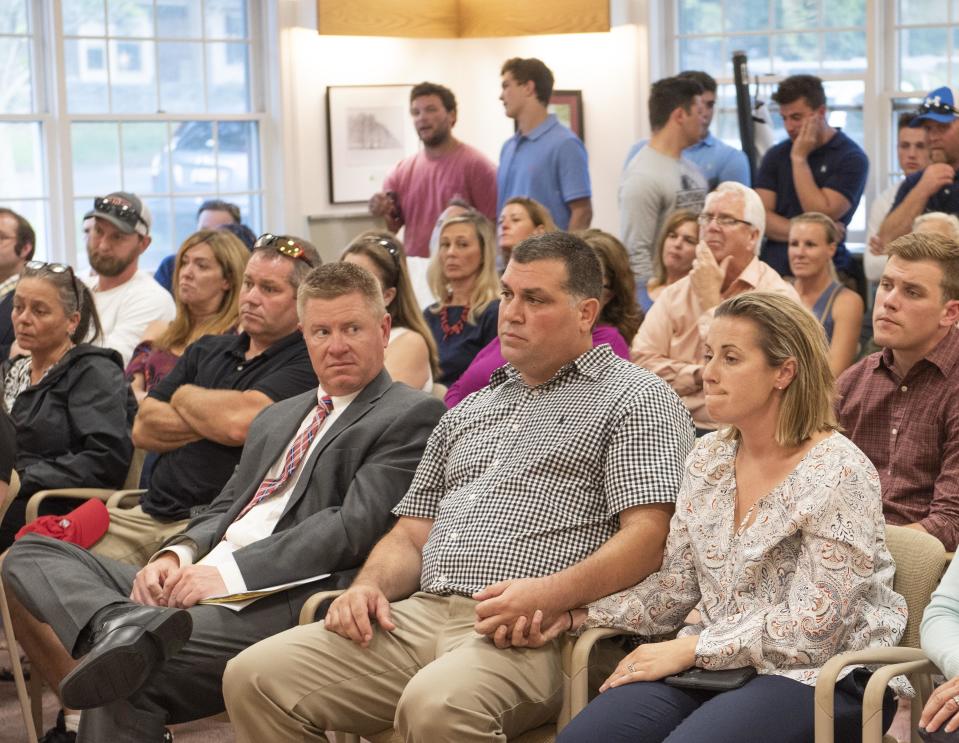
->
xmin=918 ymin=96 xmax=959 ymax=117
xmin=93 ymin=196 xmax=147 ymax=231
xmin=697 ymin=213 xmax=753 ymax=228
xmin=253 ymin=233 xmax=316 ymax=267
xmin=23 ymin=260 xmax=81 ymax=309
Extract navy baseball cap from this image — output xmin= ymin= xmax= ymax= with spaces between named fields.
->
xmin=911 ymin=86 xmax=959 ymax=126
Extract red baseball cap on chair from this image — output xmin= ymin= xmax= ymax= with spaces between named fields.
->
xmin=15 ymin=499 xmax=110 ymax=548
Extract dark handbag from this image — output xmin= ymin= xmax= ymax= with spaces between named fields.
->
xmin=663 ymin=666 xmax=757 ymax=691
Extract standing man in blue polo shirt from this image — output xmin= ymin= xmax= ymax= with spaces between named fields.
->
xmin=879 ymin=86 xmax=959 ymax=246
xmin=497 ymin=57 xmax=592 ymax=231
xmin=755 ymin=74 xmax=868 ymax=276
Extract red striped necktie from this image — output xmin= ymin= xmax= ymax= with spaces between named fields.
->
xmin=236 ymin=396 xmax=334 ymax=519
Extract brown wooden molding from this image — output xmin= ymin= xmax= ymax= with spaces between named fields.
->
xmin=316 ymin=0 xmax=609 ymax=38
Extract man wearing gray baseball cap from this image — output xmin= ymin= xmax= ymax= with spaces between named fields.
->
xmin=879 ymin=86 xmax=959 ymax=246
xmin=86 ymin=192 xmax=174 ymax=365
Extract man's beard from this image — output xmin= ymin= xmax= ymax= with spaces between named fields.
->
xmin=88 ymin=248 xmax=136 ymax=277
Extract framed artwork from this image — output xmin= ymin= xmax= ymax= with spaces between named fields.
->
xmin=326 ymin=84 xmax=417 ymax=204
xmin=549 ymin=89 xmax=584 ymax=141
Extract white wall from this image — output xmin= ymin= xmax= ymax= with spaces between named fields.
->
xmin=276 ymin=1 xmax=653 ymax=252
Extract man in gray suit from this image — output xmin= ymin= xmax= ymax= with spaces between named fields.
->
xmin=2 ymin=262 xmax=446 ymax=743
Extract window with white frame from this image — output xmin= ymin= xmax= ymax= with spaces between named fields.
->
xmin=0 ymin=0 xmax=265 ymax=271
xmin=670 ymin=0 xmax=870 ymax=240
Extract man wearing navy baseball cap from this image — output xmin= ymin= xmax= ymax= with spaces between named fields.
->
xmin=879 ymin=86 xmax=959 ymax=245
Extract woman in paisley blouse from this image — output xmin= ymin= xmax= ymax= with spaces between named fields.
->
xmin=550 ymin=291 xmax=907 ymax=743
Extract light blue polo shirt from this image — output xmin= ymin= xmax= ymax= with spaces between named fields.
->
xmin=622 ymin=132 xmax=751 ymax=190
xmin=496 ymin=114 xmax=591 ymax=230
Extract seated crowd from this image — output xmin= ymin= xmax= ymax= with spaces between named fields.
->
xmin=2 ymin=64 xmax=959 ymax=743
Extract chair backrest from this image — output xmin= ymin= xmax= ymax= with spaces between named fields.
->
xmin=123 ymin=448 xmax=146 ymax=490
xmin=885 ymin=524 xmax=946 ymax=648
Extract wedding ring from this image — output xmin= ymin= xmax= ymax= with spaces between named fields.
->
xmin=626 ymin=663 xmax=636 ymax=674
xmin=952 ymin=694 xmax=959 ymax=707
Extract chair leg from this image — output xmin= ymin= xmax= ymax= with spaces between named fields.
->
xmin=0 ymin=575 xmax=38 ymax=743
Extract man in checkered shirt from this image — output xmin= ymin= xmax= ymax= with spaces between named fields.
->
xmin=224 ymin=232 xmax=696 ymax=742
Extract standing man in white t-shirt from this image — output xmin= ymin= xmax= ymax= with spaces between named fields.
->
xmin=87 ymin=192 xmax=175 ymax=365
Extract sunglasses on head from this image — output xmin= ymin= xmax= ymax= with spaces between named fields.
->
xmin=918 ymin=97 xmax=959 ymax=117
xmin=93 ymin=196 xmax=147 ymax=231
xmin=363 ymin=236 xmax=401 ymax=269
xmin=253 ymin=233 xmax=316 ymax=267
xmin=23 ymin=260 xmax=81 ymax=309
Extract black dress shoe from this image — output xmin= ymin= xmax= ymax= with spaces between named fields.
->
xmin=39 ymin=710 xmax=75 ymax=743
xmin=59 ymin=605 xmax=192 ymax=710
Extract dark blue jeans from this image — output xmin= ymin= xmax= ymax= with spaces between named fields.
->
xmin=558 ymin=668 xmax=895 ymax=743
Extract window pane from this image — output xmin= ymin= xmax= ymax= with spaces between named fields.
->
xmin=679 ymin=37 xmax=726 ymax=79
xmin=64 ymin=39 xmax=109 ymax=113
xmin=206 ymin=42 xmax=250 ymax=112
xmin=0 ymin=0 xmax=28 ymax=34
xmin=822 ymin=0 xmax=866 ymax=27
xmin=158 ymin=42 xmax=204 ymax=113
xmin=729 ymin=35 xmax=771 ymax=75
xmin=822 ymin=31 xmax=867 ymax=74
xmin=0 ymin=123 xmax=44 ymax=198
xmin=823 ymin=80 xmax=865 ymax=110
xmin=109 ymin=39 xmax=157 ymax=113
xmin=72 ymin=122 xmax=121 ymax=196
xmin=143 ymin=197 xmax=175 ymax=272
xmin=172 ymin=195 xmax=203 ymax=249
xmin=205 ymin=0 xmax=249 ymax=39
xmin=954 ymin=28 xmax=959 ymax=84
xmin=217 ymin=121 xmax=258 ymax=192
xmin=0 ymin=38 xmax=33 ymax=113
xmin=898 ymin=0 xmax=949 ymax=24
xmin=898 ymin=27 xmax=950 ymax=91
xmin=774 ymin=32 xmax=820 ymax=74
xmin=107 ymin=0 xmax=153 ymax=36
xmin=122 ymin=122 xmax=168 ymax=194
xmin=169 ymin=121 xmax=214 ymax=193
xmin=156 ymin=0 xmax=202 ymax=38
xmin=63 ymin=0 xmax=105 ymax=36
xmin=724 ymin=0 xmax=769 ymax=32
xmin=775 ymin=0 xmax=817 ymax=30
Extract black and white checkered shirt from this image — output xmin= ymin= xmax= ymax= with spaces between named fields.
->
xmin=393 ymin=345 xmax=695 ymax=597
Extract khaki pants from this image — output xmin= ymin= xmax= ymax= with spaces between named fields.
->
xmin=223 ymin=592 xmax=567 ymax=743
xmin=89 ymin=505 xmax=189 ymax=566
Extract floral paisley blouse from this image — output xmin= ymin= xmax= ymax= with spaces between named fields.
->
xmin=585 ymin=431 xmax=908 ymax=688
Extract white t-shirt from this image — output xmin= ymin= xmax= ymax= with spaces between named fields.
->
xmin=864 ymin=181 xmax=901 ymax=282
xmin=88 ymin=270 xmax=175 ymax=365
xmin=389 ymin=326 xmax=433 ymax=393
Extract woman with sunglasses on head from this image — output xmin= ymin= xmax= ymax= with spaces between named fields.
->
xmin=444 ymin=230 xmax=639 ymax=408
xmin=787 ymin=212 xmax=864 ymax=378
xmin=0 ymin=261 xmax=136 ymax=549
xmin=639 ymin=209 xmax=700 ymax=312
xmin=425 ymin=212 xmax=501 ymax=387
xmin=342 ymin=231 xmax=439 ymax=391
xmin=127 ymin=229 xmax=249 ymax=403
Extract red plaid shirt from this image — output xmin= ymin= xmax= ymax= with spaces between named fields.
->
xmin=836 ymin=327 xmax=959 ymax=550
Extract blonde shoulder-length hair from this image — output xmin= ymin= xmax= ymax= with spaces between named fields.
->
xmin=428 ymin=212 xmax=499 ymax=324
xmin=157 ymin=229 xmax=249 ymax=351
xmin=714 ymin=291 xmax=838 ymax=448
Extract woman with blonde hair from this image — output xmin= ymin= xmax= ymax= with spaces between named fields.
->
xmin=529 ymin=292 xmax=906 ymax=743
xmin=638 ymin=209 xmax=699 ymax=312
xmin=425 ymin=212 xmax=500 ymax=386
xmin=787 ymin=212 xmax=863 ymax=378
xmin=126 ymin=229 xmax=249 ymax=401
xmin=498 ymin=196 xmax=557 ymax=267
xmin=342 ymin=230 xmax=439 ymax=391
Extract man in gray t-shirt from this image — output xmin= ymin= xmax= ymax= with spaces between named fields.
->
xmin=620 ymin=76 xmax=708 ymax=282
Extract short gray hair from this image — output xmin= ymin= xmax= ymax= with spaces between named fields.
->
xmin=914 ymin=212 xmax=959 ymax=243
xmin=297 ymin=262 xmax=386 ymax=320
xmin=709 ymin=182 xmax=766 ymax=251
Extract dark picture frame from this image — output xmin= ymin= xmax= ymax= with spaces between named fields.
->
xmin=326 ymin=84 xmax=418 ymax=204
xmin=549 ymin=89 xmax=584 ymax=141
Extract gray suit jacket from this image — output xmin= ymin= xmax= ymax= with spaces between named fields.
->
xmin=163 ymin=369 xmax=446 ymax=594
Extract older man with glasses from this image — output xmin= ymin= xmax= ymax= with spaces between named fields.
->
xmin=632 ymin=182 xmax=801 ymax=432
xmin=880 ymin=86 xmax=959 ymax=246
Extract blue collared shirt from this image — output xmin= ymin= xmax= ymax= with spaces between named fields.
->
xmin=497 ymin=114 xmax=591 ymax=229
xmin=622 ymin=133 xmax=751 ymax=190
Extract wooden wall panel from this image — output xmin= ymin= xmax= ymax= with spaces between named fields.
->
xmin=317 ymin=0 xmax=458 ymax=38
xmin=316 ymin=0 xmax=610 ymax=38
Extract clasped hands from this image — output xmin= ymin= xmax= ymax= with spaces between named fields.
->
xmin=129 ymin=553 xmax=227 ymax=609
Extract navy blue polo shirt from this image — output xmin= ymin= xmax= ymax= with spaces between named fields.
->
xmin=890 ymin=169 xmax=959 ymax=216
xmin=142 ymin=330 xmax=317 ymax=520
xmin=756 ymin=129 xmax=868 ymax=275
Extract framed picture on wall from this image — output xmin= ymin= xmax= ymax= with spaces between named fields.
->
xmin=549 ymin=90 xmax=584 ymax=141
xmin=326 ymin=84 xmax=418 ymax=204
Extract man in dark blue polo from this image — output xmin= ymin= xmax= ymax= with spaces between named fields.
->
xmin=755 ymin=74 xmax=868 ymax=276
